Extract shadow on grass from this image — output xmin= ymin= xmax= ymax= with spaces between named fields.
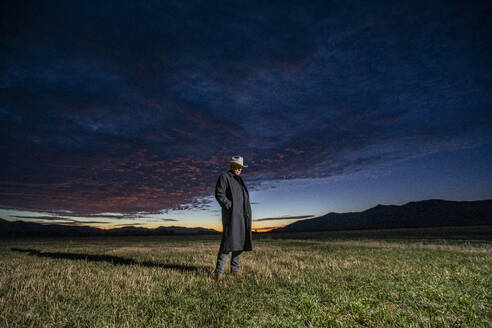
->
xmin=11 ymin=247 xmax=204 ymax=273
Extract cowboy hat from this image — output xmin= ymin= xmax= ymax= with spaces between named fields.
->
xmin=225 ymin=155 xmax=248 ymax=167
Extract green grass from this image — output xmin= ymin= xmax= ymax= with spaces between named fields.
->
xmin=0 ymin=230 xmax=491 ymax=327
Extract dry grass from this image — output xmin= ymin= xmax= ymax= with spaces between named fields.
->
xmin=0 ymin=234 xmax=491 ymax=327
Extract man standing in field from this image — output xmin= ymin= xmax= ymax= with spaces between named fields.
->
xmin=213 ymin=155 xmax=253 ymax=281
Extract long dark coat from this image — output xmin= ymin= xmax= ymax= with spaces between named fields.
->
xmin=214 ymin=170 xmax=253 ymax=252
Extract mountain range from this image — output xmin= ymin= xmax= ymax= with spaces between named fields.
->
xmin=269 ymin=199 xmax=492 ymax=233
xmin=2 ymin=199 xmax=491 ymax=237
xmin=0 ymin=219 xmax=218 ymax=237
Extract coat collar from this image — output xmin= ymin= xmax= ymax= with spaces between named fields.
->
xmin=227 ymin=170 xmax=249 ymax=194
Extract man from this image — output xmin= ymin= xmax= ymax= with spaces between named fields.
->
xmin=213 ymin=155 xmax=253 ymax=281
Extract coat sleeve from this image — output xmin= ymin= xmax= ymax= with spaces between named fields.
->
xmin=215 ymin=174 xmax=232 ymax=210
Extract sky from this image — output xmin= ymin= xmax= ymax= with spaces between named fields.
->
xmin=1 ymin=0 xmax=491 ymax=231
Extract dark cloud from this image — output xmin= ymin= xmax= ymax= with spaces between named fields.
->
xmin=10 ymin=214 xmax=179 ymax=223
xmin=38 ymin=221 xmax=109 ymax=226
xmin=53 ymin=221 xmax=109 ymax=225
xmin=11 ymin=215 xmax=76 ymax=221
xmin=1 ymin=0 xmax=491 ymax=215
xmin=11 ymin=216 xmax=108 ymax=225
xmin=254 ymin=215 xmax=315 ymax=222
xmin=109 ymin=223 xmax=148 ymax=227
xmin=252 ymin=226 xmax=284 ymax=232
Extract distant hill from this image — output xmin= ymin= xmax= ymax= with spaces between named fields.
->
xmin=269 ymin=199 xmax=492 ymax=233
xmin=0 ymin=219 xmax=219 ymax=237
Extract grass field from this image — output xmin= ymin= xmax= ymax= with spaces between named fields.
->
xmin=1 ymin=227 xmax=491 ymax=327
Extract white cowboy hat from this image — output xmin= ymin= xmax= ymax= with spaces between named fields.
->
xmin=225 ymin=155 xmax=248 ymax=167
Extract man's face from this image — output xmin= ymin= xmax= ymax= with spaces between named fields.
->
xmin=231 ymin=164 xmax=242 ymax=175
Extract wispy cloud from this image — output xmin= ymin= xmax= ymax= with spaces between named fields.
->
xmin=254 ymin=215 xmax=315 ymax=222
xmin=13 ymin=217 xmax=110 ymax=225
xmin=9 ymin=215 xmax=179 ymax=225
xmin=10 ymin=215 xmax=98 ymax=223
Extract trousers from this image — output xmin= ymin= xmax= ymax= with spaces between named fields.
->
xmin=214 ymin=250 xmax=242 ymax=274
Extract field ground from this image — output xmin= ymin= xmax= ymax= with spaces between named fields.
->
xmin=1 ymin=226 xmax=491 ymax=327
